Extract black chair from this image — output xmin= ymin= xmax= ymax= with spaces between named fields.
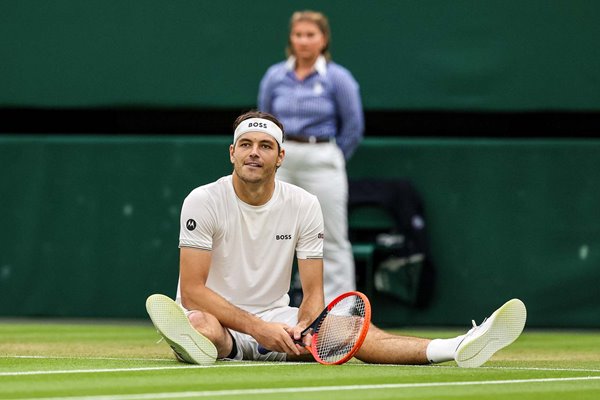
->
xmin=348 ymin=205 xmax=395 ymax=298
xmin=348 ymin=178 xmax=435 ymax=307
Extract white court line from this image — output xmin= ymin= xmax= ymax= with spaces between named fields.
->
xmin=0 ymin=362 xmax=306 ymax=377
xmin=358 ymin=363 xmax=600 ymax=373
xmin=9 ymin=376 xmax=600 ymax=400
xmin=481 ymin=365 xmax=600 ymax=373
xmin=6 ymin=355 xmax=599 ymax=374
xmin=2 ymin=360 xmax=600 ymax=376
xmin=3 ymin=356 xmax=174 ymax=362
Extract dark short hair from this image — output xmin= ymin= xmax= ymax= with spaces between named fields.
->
xmin=233 ymin=110 xmax=285 ymax=147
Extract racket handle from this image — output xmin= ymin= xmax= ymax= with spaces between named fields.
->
xmin=257 ymin=340 xmax=306 ymax=355
xmin=257 ymin=345 xmax=270 ymax=355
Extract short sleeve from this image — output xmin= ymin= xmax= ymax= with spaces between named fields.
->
xmin=179 ymin=188 xmax=215 ymax=251
xmin=295 ymin=195 xmax=324 ymax=259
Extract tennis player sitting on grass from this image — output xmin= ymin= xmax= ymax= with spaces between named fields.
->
xmin=146 ymin=110 xmax=527 ymax=367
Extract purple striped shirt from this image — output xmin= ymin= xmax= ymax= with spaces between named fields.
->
xmin=258 ymin=56 xmax=364 ymax=160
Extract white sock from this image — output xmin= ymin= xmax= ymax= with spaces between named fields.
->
xmin=426 ymin=334 xmax=466 ymax=363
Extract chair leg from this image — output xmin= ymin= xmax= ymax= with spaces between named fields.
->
xmin=364 ymin=255 xmax=374 ymax=299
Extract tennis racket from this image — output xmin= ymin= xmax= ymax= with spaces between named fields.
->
xmin=260 ymin=291 xmax=371 ymax=365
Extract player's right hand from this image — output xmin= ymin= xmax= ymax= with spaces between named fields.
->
xmin=253 ymin=322 xmax=300 ymax=356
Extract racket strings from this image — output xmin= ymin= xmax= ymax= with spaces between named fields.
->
xmin=314 ymin=295 xmax=366 ymax=363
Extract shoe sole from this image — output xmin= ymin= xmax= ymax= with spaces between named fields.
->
xmin=455 ymin=298 xmax=527 ymax=368
xmin=146 ymin=294 xmax=217 ymax=365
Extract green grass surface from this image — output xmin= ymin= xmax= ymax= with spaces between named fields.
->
xmin=1 ymin=321 xmax=599 ymax=399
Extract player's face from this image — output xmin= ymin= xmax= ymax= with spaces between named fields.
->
xmin=290 ymin=21 xmax=326 ymax=62
xmin=230 ymin=132 xmax=283 ymax=184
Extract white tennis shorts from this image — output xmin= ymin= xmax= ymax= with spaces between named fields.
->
xmin=183 ymin=305 xmax=299 ymax=361
xmin=227 ymin=306 xmax=299 ymax=361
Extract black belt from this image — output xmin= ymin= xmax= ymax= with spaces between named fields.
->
xmin=286 ymin=135 xmax=333 ymax=144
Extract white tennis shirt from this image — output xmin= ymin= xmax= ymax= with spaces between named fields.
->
xmin=178 ymin=175 xmax=324 ymax=314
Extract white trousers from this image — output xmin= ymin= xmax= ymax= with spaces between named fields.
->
xmin=278 ymin=141 xmax=356 ymax=303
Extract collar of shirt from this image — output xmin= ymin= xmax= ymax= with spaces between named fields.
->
xmin=285 ymin=55 xmax=328 ymax=77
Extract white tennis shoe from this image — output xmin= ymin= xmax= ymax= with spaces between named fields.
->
xmin=454 ymin=298 xmax=527 ymax=368
xmin=146 ymin=294 xmax=217 ymax=365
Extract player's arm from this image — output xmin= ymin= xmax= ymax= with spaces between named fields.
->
xmin=292 ymin=257 xmax=325 ymax=344
xmin=179 ymin=247 xmax=301 ymax=355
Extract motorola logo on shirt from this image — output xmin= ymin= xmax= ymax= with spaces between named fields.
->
xmin=275 ymin=234 xmax=292 ymax=240
xmin=186 ymin=219 xmax=197 ymax=231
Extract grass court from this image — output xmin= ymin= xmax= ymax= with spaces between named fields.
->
xmin=1 ymin=321 xmax=599 ymax=399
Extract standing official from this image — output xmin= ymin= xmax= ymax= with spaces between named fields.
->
xmin=258 ymin=10 xmax=364 ymax=302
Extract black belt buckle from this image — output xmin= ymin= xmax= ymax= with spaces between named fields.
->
xmin=287 ymin=135 xmax=331 ymax=144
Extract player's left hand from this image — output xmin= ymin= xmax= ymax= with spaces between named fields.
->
xmin=286 ymin=325 xmax=312 ymax=354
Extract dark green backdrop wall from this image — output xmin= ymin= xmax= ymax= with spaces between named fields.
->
xmin=1 ymin=1 xmax=599 ymax=327
xmin=1 ymin=136 xmax=598 ymax=327
xmin=2 ymin=0 xmax=600 ymax=110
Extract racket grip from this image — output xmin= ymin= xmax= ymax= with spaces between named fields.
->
xmin=258 ymin=340 xmax=306 ymax=355
xmin=257 ymin=345 xmax=270 ymax=355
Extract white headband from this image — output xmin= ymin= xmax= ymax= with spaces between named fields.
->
xmin=233 ymin=118 xmax=283 ymax=147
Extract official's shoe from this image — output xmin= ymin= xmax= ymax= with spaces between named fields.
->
xmin=454 ymin=298 xmax=527 ymax=368
xmin=146 ymin=294 xmax=217 ymax=365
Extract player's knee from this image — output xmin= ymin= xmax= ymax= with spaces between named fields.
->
xmin=187 ymin=310 xmax=222 ymax=343
xmin=187 ymin=310 xmax=234 ymax=358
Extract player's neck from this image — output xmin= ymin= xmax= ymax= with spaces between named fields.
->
xmin=231 ymin=173 xmax=275 ymax=206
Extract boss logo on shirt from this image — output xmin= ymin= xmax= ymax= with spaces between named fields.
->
xmin=248 ymin=121 xmax=268 ymax=129
xmin=276 ymin=234 xmax=292 ymax=240
xmin=186 ymin=219 xmax=197 ymax=231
